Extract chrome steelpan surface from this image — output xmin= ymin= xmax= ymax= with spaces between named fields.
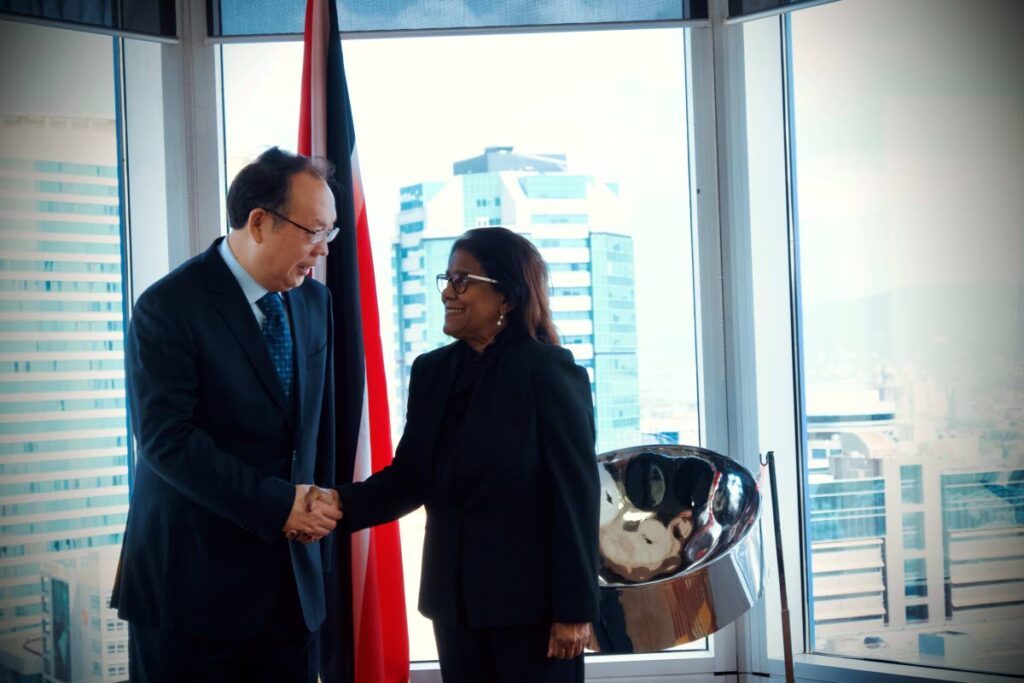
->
xmin=594 ymin=444 xmax=765 ymax=653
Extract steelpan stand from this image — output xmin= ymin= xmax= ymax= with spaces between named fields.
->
xmin=764 ymin=451 xmax=796 ymax=683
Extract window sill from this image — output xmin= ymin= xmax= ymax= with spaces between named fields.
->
xmin=767 ymin=653 xmax=1016 ymax=683
xmin=410 ymin=648 xmax=718 ymax=682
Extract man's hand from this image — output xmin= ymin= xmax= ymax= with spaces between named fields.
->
xmin=304 ymin=485 xmax=341 ymax=515
xmin=547 ymin=622 xmax=592 ymax=660
xmin=292 ymin=486 xmax=343 ymax=544
xmin=282 ymin=484 xmax=342 ymax=543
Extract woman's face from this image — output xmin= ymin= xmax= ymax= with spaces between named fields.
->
xmin=441 ymin=249 xmax=506 ymax=351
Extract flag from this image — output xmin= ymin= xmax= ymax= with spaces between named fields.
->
xmin=298 ymin=1 xmax=409 ymax=682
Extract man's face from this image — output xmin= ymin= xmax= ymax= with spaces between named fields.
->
xmin=255 ymin=171 xmax=336 ymax=292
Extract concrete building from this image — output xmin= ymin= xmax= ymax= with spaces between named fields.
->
xmin=40 ymin=551 xmax=126 ymax=682
xmin=806 ymin=396 xmax=1024 ymax=659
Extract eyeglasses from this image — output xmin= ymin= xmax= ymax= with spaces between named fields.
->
xmin=436 ymin=272 xmax=500 ymax=294
xmin=262 ymin=208 xmax=340 ymax=245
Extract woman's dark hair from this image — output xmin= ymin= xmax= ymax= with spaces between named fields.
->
xmin=226 ymin=147 xmax=336 ymax=229
xmin=451 ymin=227 xmax=559 ymax=345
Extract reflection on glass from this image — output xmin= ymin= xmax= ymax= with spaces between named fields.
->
xmin=0 ymin=19 xmax=130 ymax=680
xmin=790 ymin=0 xmax=1024 ymax=674
xmin=223 ymin=28 xmax=699 ymax=661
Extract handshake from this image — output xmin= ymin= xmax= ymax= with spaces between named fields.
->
xmin=282 ymin=484 xmax=344 ymax=543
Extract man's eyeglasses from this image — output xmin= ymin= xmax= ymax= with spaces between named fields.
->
xmin=263 ymin=207 xmax=340 ymax=245
xmin=436 ymin=272 xmax=500 ymax=294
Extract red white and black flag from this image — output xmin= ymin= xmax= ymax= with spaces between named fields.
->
xmin=298 ymin=1 xmax=409 ymax=681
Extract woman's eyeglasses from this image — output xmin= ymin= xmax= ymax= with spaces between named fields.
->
xmin=436 ymin=272 xmax=499 ymax=294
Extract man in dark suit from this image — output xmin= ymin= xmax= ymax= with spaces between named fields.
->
xmin=111 ymin=148 xmax=344 ymax=682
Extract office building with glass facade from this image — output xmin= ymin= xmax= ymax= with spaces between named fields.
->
xmin=0 ymin=115 xmax=130 ymax=647
xmin=391 ymin=147 xmax=640 ymax=453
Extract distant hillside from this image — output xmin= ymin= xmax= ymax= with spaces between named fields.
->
xmin=802 ymin=283 xmax=1023 ymax=383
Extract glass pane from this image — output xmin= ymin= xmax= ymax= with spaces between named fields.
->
xmin=790 ymin=0 xmax=1024 ymax=674
xmin=212 ymin=0 xmax=701 ymax=37
xmin=727 ymin=0 xmax=823 ymax=20
xmin=223 ymin=27 xmax=699 ymax=662
xmin=0 ymin=0 xmax=176 ymax=38
xmin=900 ymin=464 xmax=923 ymax=504
xmin=0 ymin=19 xmax=130 ymax=679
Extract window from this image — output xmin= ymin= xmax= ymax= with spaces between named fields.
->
xmin=785 ymin=0 xmax=1024 ymax=675
xmin=0 ymin=19 xmax=131 ymax=651
xmin=902 ymin=511 xmax=925 ymax=551
xmin=905 ymin=604 xmax=929 ymax=624
xmin=223 ymin=27 xmax=701 ymax=663
xmin=904 ymin=558 xmax=927 ymax=599
xmin=900 ymin=464 xmax=923 ymax=505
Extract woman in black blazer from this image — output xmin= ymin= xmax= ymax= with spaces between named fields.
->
xmin=332 ymin=227 xmax=599 ymax=681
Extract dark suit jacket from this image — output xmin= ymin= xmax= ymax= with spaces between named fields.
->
xmin=338 ymin=331 xmax=599 ymax=629
xmin=111 ymin=238 xmax=335 ymax=640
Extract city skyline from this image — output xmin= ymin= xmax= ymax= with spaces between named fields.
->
xmin=789 ymin=3 xmax=1024 ymax=672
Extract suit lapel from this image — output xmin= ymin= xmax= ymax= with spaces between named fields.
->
xmin=201 ymin=241 xmax=291 ymax=417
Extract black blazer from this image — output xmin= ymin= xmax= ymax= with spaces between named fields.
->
xmin=338 ymin=332 xmax=599 ymax=628
xmin=111 ymin=238 xmax=335 ymax=640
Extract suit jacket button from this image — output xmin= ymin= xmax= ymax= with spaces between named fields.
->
xmin=292 ymin=450 xmax=297 ymax=461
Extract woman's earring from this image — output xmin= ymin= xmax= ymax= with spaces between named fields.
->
xmin=497 ymin=313 xmax=505 ymax=327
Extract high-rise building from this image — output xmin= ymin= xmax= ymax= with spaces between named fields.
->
xmin=0 ymin=115 xmax=131 ymax=643
xmin=39 ymin=550 xmax=126 ymax=683
xmin=391 ymin=146 xmax=640 ymax=452
xmin=806 ymin=399 xmax=1024 ymax=666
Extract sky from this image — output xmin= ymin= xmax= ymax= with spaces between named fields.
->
xmin=0 ymin=20 xmax=115 ymax=119
xmin=789 ymin=0 xmax=1024 ymax=306
xmin=222 ymin=28 xmax=699 ymax=411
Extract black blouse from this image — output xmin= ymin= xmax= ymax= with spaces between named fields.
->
xmin=431 ymin=326 xmax=523 ymax=504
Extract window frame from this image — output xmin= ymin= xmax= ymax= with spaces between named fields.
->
xmin=0 ymin=15 xmax=138 ymax=668
xmin=203 ymin=4 xmax=730 ymax=680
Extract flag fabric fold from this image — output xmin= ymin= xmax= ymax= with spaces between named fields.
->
xmin=298 ymin=2 xmax=409 ymax=681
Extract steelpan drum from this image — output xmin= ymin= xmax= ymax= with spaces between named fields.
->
xmin=594 ymin=444 xmax=764 ymax=653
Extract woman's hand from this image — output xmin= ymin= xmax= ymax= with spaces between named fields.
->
xmin=546 ymin=622 xmax=592 ymax=659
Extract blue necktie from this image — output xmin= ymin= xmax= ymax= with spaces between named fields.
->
xmin=256 ymin=292 xmax=293 ymax=403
